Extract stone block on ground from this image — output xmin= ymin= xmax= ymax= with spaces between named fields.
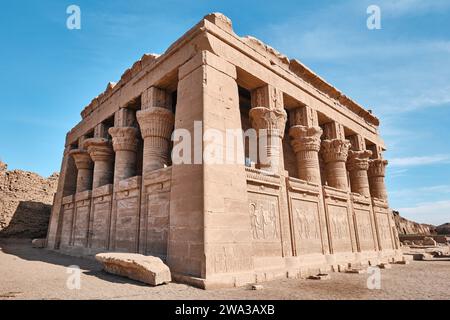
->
xmin=31 ymin=238 xmax=46 ymax=248
xmin=308 ymin=273 xmax=330 ymax=280
xmin=378 ymin=263 xmax=392 ymax=269
xmin=95 ymin=253 xmax=171 ymax=286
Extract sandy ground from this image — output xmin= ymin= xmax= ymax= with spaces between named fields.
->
xmin=0 ymin=239 xmax=449 ymax=300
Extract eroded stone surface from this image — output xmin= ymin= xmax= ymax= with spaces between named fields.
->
xmin=95 ymin=253 xmax=171 ymax=286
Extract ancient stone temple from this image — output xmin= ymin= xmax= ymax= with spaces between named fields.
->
xmin=46 ymin=13 xmax=402 ymax=288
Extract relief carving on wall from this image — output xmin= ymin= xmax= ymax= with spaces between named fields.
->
xmin=330 ymin=208 xmax=350 ymax=240
xmin=294 ymin=206 xmax=320 ymax=240
xmin=357 ymin=211 xmax=373 ymax=241
xmin=249 ymin=198 xmax=280 ymax=241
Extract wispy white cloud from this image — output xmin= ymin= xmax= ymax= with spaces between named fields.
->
xmin=389 ymin=155 xmax=450 ymax=167
xmin=398 ymin=200 xmax=450 ymax=225
xmin=379 ymin=0 xmax=450 ymax=17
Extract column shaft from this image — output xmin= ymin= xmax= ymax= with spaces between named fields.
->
xmin=321 ymin=139 xmax=351 ymax=190
xmin=84 ymin=138 xmax=114 ymax=189
xmin=289 ymin=125 xmax=322 ymax=184
xmin=347 ymin=150 xmax=372 ymax=197
xmin=368 ymin=159 xmax=388 ymax=200
xmin=70 ymin=149 xmax=93 ymax=193
xmin=108 ymin=127 xmax=139 ymax=185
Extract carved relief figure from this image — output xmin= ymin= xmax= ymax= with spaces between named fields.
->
xmin=295 ymin=207 xmax=319 ymax=240
xmin=331 ymin=209 xmax=349 ymax=240
xmin=249 ymin=198 xmax=279 ymax=240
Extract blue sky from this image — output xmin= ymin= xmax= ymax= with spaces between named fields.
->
xmin=0 ymin=0 xmax=449 ymax=225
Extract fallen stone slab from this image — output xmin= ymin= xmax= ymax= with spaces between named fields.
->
xmin=345 ymin=268 xmax=367 ymax=274
xmin=308 ymin=273 xmax=330 ymax=280
xmin=95 ymin=253 xmax=171 ymax=286
xmin=378 ymin=263 xmax=392 ymax=269
xmin=412 ymin=253 xmax=434 ymax=261
xmin=251 ymin=284 xmax=264 ymax=290
xmin=31 ymin=238 xmax=46 ymax=248
xmin=395 ymin=260 xmax=410 ymax=265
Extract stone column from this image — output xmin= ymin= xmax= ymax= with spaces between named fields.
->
xmin=368 ymin=159 xmax=388 ymax=200
xmin=321 ymin=121 xmax=351 ymax=190
xmin=289 ymin=106 xmax=323 ymax=184
xmin=108 ymin=126 xmax=139 ymax=186
xmin=347 ymin=134 xmax=372 ymax=197
xmin=83 ymin=138 xmax=114 ymax=188
xmin=136 ymin=87 xmax=175 ymax=175
xmin=249 ymin=85 xmax=287 ymax=173
xmin=70 ymin=148 xmax=93 ymax=193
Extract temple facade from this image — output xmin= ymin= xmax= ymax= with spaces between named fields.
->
xmin=46 ymin=13 xmax=402 ymax=289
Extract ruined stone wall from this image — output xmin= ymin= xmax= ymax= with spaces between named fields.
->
xmin=0 ymin=161 xmax=59 ymax=238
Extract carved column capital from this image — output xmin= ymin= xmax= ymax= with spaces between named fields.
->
xmin=83 ymin=138 xmax=114 ymax=162
xmin=289 ymin=125 xmax=322 ymax=152
xmin=136 ymin=107 xmax=175 ymax=139
xmin=69 ymin=149 xmax=93 ymax=170
xmin=249 ymin=107 xmax=287 ymax=138
xmin=368 ymin=159 xmax=388 ymax=177
xmin=347 ymin=150 xmax=372 ymax=172
xmin=321 ymin=139 xmax=351 ymax=163
xmin=108 ymin=127 xmax=139 ymax=152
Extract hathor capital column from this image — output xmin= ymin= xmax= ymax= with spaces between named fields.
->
xmin=83 ymin=137 xmax=114 ymax=188
xmin=70 ymin=144 xmax=93 ymax=193
xmin=136 ymin=87 xmax=175 ymax=175
xmin=289 ymin=106 xmax=323 ymax=184
xmin=321 ymin=121 xmax=351 ymax=190
xmin=108 ymin=108 xmax=139 ymax=185
xmin=249 ymin=84 xmax=287 ymax=173
xmin=347 ymin=134 xmax=372 ymax=197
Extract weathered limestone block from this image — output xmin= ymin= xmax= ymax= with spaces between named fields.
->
xmin=95 ymin=253 xmax=171 ymax=286
xmin=32 ymin=238 xmax=46 ymax=248
xmin=368 ymin=159 xmax=388 ymax=200
xmin=289 ymin=125 xmax=323 ymax=184
xmin=347 ymin=149 xmax=372 ymax=197
xmin=321 ymin=139 xmax=351 ymax=190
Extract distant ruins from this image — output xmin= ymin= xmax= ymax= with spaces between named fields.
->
xmin=46 ymin=13 xmax=402 ymax=288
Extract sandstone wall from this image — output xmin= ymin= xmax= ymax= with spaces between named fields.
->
xmin=0 ymin=161 xmax=59 ymax=238
xmin=393 ymin=210 xmax=436 ymax=235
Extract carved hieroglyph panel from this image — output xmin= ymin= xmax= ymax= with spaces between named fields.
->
xmin=328 ymin=205 xmax=352 ymax=253
xmin=377 ymin=212 xmax=393 ymax=250
xmin=355 ymin=209 xmax=375 ymax=251
xmin=61 ymin=206 xmax=74 ymax=246
xmin=73 ymin=205 xmax=89 ymax=247
xmin=145 ymin=192 xmax=170 ymax=257
xmin=248 ymin=192 xmax=282 ymax=257
xmin=291 ymin=199 xmax=322 ymax=255
xmin=114 ymin=197 xmax=139 ymax=252
xmin=91 ymin=201 xmax=111 ymax=250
